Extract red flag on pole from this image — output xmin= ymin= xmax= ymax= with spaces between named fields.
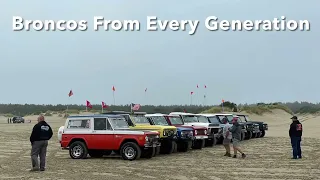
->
xmin=86 ymin=100 xmax=92 ymax=109
xmin=191 ymin=91 xmax=194 ymax=95
xmin=204 ymin=85 xmax=207 ymax=88
xmin=68 ymin=90 xmax=73 ymax=97
xmin=145 ymin=88 xmax=147 ymax=92
xmin=102 ymin=101 xmax=108 ymax=109
xmin=196 ymin=84 xmax=199 ymax=88
xmin=112 ymin=86 xmax=116 ymax=91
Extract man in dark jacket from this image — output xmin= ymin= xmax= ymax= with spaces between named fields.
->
xmin=229 ymin=117 xmax=246 ymax=158
xmin=29 ymin=115 xmax=53 ymax=171
xmin=289 ymin=116 xmax=302 ymax=159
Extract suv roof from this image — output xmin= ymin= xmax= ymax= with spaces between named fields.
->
xmin=68 ymin=114 xmax=124 ymax=118
xmin=170 ymin=112 xmax=196 ymax=115
xmin=145 ymin=113 xmax=167 ymax=117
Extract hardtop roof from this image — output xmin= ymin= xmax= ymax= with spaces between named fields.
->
xmin=68 ymin=114 xmax=124 ymax=118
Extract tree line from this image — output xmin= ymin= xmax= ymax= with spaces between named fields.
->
xmin=0 ymin=101 xmax=319 ymax=116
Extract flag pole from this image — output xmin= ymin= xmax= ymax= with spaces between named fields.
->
xmin=222 ymin=100 xmax=224 ymax=112
xmin=191 ymin=94 xmax=193 ymax=105
xmin=101 ymin=105 xmax=103 ymax=113
xmin=113 ymin=91 xmax=115 ymax=105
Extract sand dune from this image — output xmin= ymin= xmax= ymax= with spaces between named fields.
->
xmin=0 ymin=110 xmax=319 ymax=179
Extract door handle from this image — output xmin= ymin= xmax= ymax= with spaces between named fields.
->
xmin=92 ymin=130 xmax=96 ymax=133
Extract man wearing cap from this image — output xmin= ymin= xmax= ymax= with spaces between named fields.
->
xmin=222 ymin=117 xmax=232 ymax=157
xmin=289 ymin=116 xmax=303 ymax=159
xmin=29 ymin=115 xmax=53 ymax=171
xmin=229 ymin=117 xmax=246 ymax=158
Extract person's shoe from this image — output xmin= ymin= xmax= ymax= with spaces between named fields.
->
xmin=29 ymin=168 xmax=39 ymax=172
xmin=40 ymin=168 xmax=45 ymax=171
xmin=233 ymin=155 xmax=237 ymax=158
xmin=291 ymin=157 xmax=297 ymax=159
xmin=241 ymin=153 xmax=246 ymax=158
xmin=298 ymin=156 xmax=302 ymax=159
xmin=224 ymin=153 xmax=228 ymax=156
xmin=227 ymin=153 xmax=232 ymax=157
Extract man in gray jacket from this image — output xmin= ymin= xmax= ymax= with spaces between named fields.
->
xmin=229 ymin=117 xmax=246 ymax=158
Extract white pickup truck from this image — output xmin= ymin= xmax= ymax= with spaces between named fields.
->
xmin=169 ymin=112 xmax=220 ymax=147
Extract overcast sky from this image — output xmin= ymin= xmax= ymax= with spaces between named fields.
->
xmin=0 ymin=1 xmax=318 ymax=105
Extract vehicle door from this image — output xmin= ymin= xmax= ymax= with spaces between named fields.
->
xmin=92 ymin=118 xmax=114 ymax=150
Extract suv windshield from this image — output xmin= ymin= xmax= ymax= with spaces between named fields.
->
xmin=197 ymin=116 xmax=209 ymax=123
xmin=168 ymin=116 xmax=184 ymax=125
xmin=217 ymin=115 xmax=233 ymax=122
xmin=182 ymin=115 xmax=198 ymax=123
xmin=208 ymin=116 xmax=221 ymax=124
xmin=131 ymin=115 xmax=150 ymax=124
xmin=149 ymin=116 xmax=168 ymax=125
xmin=109 ymin=118 xmax=129 ymax=129
xmin=244 ymin=115 xmax=250 ymax=122
xmin=238 ymin=116 xmax=246 ymax=123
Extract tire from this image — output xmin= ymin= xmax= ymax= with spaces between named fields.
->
xmin=173 ymin=141 xmax=178 ymax=153
xmin=205 ymin=137 xmax=216 ymax=147
xmin=255 ymin=132 xmax=261 ymax=138
xmin=120 ymin=142 xmax=141 ymax=161
xmin=69 ymin=141 xmax=88 ymax=159
xmin=88 ymin=150 xmax=104 ymax=158
xmin=260 ymin=130 xmax=266 ymax=137
xmin=160 ymin=140 xmax=175 ymax=154
xmin=178 ymin=141 xmax=192 ymax=152
xmin=245 ymin=131 xmax=252 ymax=140
xmin=193 ymin=139 xmax=205 ymax=149
xmin=241 ymin=132 xmax=245 ymax=141
xmin=141 ymin=147 xmax=155 ymax=159
xmin=155 ymin=146 xmax=160 ymax=156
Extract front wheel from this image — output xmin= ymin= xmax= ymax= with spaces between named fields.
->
xmin=241 ymin=132 xmax=246 ymax=141
xmin=193 ymin=139 xmax=205 ymax=149
xmin=69 ymin=141 xmax=88 ymax=159
xmin=245 ymin=131 xmax=252 ymax=140
xmin=160 ymin=140 xmax=174 ymax=154
xmin=141 ymin=147 xmax=155 ymax=159
xmin=260 ymin=130 xmax=266 ymax=137
xmin=205 ymin=137 xmax=216 ymax=147
xmin=178 ymin=141 xmax=192 ymax=152
xmin=120 ymin=142 xmax=141 ymax=161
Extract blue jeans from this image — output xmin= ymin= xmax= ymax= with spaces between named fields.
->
xmin=290 ymin=136 xmax=301 ymax=158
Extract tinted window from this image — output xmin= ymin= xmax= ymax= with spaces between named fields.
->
xmin=94 ymin=118 xmax=107 ymax=130
xmin=67 ymin=119 xmax=90 ymax=129
xmin=208 ymin=116 xmax=221 ymax=124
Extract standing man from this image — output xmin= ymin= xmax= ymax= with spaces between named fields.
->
xmin=289 ymin=116 xmax=302 ymax=159
xmin=29 ymin=115 xmax=53 ymax=171
xmin=222 ymin=117 xmax=232 ymax=157
xmin=229 ymin=117 xmax=246 ymax=158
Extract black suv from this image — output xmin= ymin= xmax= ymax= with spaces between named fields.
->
xmin=235 ymin=114 xmax=268 ymax=138
xmin=234 ymin=115 xmax=261 ymax=139
xmin=12 ymin=116 xmax=25 ymax=123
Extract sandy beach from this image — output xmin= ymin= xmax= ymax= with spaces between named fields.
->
xmin=0 ymin=110 xmax=319 ymax=180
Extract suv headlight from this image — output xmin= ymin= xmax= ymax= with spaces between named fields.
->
xmin=204 ymin=130 xmax=207 ymax=135
xmin=145 ymin=136 xmax=149 ymax=142
xmin=194 ymin=130 xmax=198 ymax=135
xmin=163 ymin=131 xmax=166 ymax=136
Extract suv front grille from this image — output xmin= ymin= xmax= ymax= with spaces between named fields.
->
xmin=196 ymin=129 xmax=206 ymax=135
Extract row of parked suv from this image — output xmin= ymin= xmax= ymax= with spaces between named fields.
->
xmin=58 ymin=111 xmax=268 ymax=160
